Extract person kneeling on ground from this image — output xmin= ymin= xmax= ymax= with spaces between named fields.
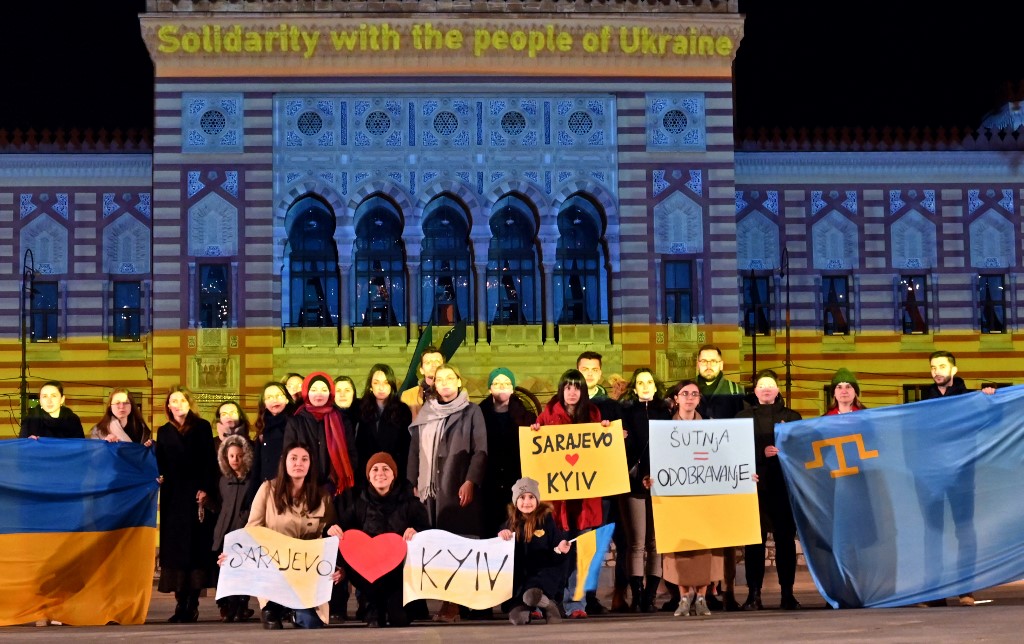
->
xmin=328 ymin=452 xmax=429 ymax=627
xmin=499 ymin=477 xmax=570 ymax=625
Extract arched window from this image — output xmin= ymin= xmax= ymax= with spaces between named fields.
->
xmin=554 ymin=194 xmax=605 ymax=324
xmin=420 ymin=194 xmax=472 ymax=325
xmin=486 ymin=194 xmax=538 ymax=324
xmin=286 ymin=195 xmax=339 ymax=328
xmin=354 ymin=195 xmax=406 ymax=327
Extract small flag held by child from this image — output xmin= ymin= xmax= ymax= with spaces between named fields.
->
xmin=571 ymin=523 xmax=616 ymax=601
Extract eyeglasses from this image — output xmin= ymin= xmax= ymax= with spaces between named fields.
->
xmin=490 ymin=382 xmax=514 ymax=390
xmin=435 ymin=376 xmax=459 ymax=385
xmin=112 ymin=401 xmax=132 ymax=406
xmin=697 ymin=359 xmax=722 ymax=365
xmin=676 ymin=391 xmax=701 ymax=398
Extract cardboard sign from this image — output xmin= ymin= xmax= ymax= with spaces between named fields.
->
xmin=652 ymin=494 xmax=761 ymax=553
xmin=518 ymin=420 xmax=630 ymax=500
xmin=402 ymin=529 xmax=514 ymax=610
xmin=216 ymin=526 xmax=339 ymax=609
xmin=649 ymin=418 xmax=756 ymax=496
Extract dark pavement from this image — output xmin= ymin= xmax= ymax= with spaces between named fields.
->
xmin=3 ymin=567 xmax=1023 ymax=642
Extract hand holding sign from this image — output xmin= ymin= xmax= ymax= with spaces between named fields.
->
xmin=518 ymin=420 xmax=629 ymax=500
xmin=337 ymin=530 xmax=408 ymax=583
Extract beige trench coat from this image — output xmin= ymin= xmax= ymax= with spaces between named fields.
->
xmin=247 ymin=480 xmax=336 ymax=624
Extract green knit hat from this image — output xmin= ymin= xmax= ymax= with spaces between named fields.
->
xmin=831 ymin=368 xmax=859 ymax=394
xmin=487 ymin=367 xmax=516 ymax=389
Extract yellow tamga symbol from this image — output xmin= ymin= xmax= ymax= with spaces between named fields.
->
xmin=804 ymin=434 xmax=879 ymax=478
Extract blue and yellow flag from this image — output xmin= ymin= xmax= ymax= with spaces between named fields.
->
xmin=572 ymin=523 xmax=615 ymax=601
xmin=0 ymin=438 xmax=159 ymax=625
xmin=776 ymin=386 xmax=1024 ymax=608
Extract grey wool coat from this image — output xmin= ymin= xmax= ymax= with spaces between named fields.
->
xmin=407 ymin=390 xmax=488 ymax=537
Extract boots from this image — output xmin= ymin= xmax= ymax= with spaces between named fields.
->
xmin=742 ymin=589 xmax=763 ymax=611
xmin=641 ymin=575 xmax=661 ymax=613
xmin=508 ymin=605 xmax=531 ymax=625
xmin=524 ymin=588 xmax=562 ymax=624
xmin=262 ymin=606 xmax=283 ymax=630
xmin=722 ymin=589 xmax=743 ymax=612
xmin=169 ymin=591 xmax=199 ymax=623
xmin=780 ymin=586 xmax=802 ymax=610
xmin=611 ymin=584 xmax=629 ymax=612
xmin=628 ymin=576 xmax=644 ymax=612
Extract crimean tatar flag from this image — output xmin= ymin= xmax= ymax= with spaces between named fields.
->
xmin=572 ymin=523 xmax=615 ymax=601
xmin=0 ymin=438 xmax=159 ymax=625
xmin=777 ymin=386 xmax=1024 ymax=608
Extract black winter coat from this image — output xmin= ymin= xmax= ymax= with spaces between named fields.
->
xmin=921 ymin=376 xmax=969 ymax=400
xmin=507 ymin=511 xmax=568 ymax=601
xmin=155 ymin=415 xmax=219 ymax=591
xmin=479 ymin=394 xmax=536 ymax=534
xmin=354 ymin=398 xmax=412 ymax=490
xmin=621 ymin=397 xmax=672 ymax=495
xmin=284 ymin=406 xmax=357 ymax=491
xmin=735 ymin=397 xmax=801 ymax=487
xmin=253 ymin=409 xmax=289 ymax=483
xmin=334 ymin=479 xmax=430 ymax=537
xmin=20 ymin=406 xmax=85 ymax=439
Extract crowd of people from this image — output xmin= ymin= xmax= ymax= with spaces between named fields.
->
xmin=17 ymin=347 xmax=987 ymax=627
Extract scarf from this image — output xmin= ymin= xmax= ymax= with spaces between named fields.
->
xmin=103 ymin=418 xmax=132 ymax=442
xmin=301 ymin=401 xmax=355 ymax=495
xmin=413 ymin=390 xmax=470 ymax=501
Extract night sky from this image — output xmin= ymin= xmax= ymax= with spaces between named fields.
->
xmin=1 ymin=1 xmax=1022 ymax=135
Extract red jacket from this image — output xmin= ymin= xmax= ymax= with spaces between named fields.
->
xmin=536 ymin=401 xmax=603 ymax=532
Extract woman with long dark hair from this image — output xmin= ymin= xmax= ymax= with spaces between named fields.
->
xmin=243 ymin=441 xmax=339 ymax=629
xmin=531 ymin=368 xmax=608 ymax=619
xmin=214 ymin=400 xmax=252 ymax=446
xmin=155 ymin=385 xmax=218 ymax=623
xmin=20 ymin=380 xmax=84 ymax=439
xmin=355 ymin=364 xmax=412 ymax=489
xmin=90 ymin=388 xmax=152 ymax=444
xmin=619 ymin=367 xmax=671 ymax=612
xmin=251 ymin=382 xmax=294 ymax=485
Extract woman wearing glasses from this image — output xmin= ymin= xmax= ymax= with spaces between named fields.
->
xmin=407 ymin=364 xmax=488 ymax=622
xmin=90 ymin=388 xmax=152 ymax=444
xmin=620 ymin=368 xmax=672 ymax=613
xmin=659 ymin=379 xmax=724 ymax=617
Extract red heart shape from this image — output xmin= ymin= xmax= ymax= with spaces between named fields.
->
xmin=337 ymin=529 xmax=407 ymax=583
xmin=565 ymin=453 xmax=580 ymax=467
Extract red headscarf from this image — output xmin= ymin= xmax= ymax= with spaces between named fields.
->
xmin=299 ymin=372 xmax=355 ymax=495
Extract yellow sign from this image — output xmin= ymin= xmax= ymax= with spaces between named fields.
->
xmin=403 ymin=530 xmax=514 ymax=610
xmin=519 ymin=420 xmax=630 ymax=501
xmin=652 ymin=493 xmax=761 ymax=554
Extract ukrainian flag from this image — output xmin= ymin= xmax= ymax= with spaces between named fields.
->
xmin=0 ymin=438 xmax=159 ymax=625
xmin=572 ymin=523 xmax=615 ymax=601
